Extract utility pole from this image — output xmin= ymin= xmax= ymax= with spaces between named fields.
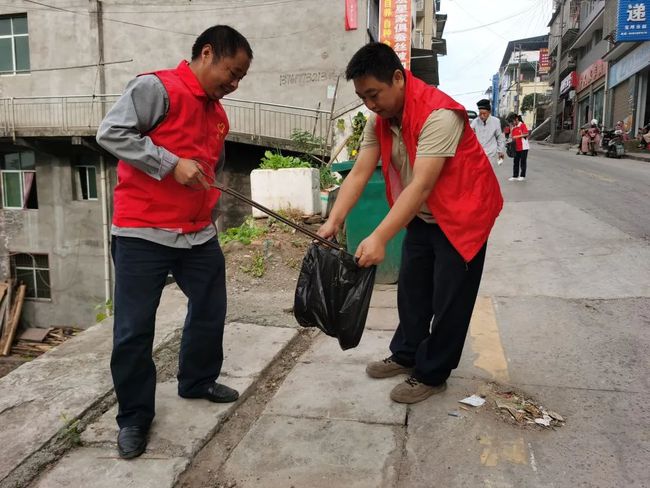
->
xmin=532 ymin=59 xmax=539 ymax=128
xmin=549 ymin=0 xmax=564 ymax=143
xmin=515 ymin=44 xmax=521 ymax=114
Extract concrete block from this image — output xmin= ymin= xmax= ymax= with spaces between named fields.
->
xmin=0 ymin=285 xmax=209 ymax=482
xmin=223 ymin=322 xmax=297 ymax=378
xmin=32 ymin=447 xmax=188 ymax=488
xmin=301 ymin=329 xmax=394 ymax=365
xmin=365 ymin=306 xmax=399 ymax=330
xmin=369 ymin=288 xmax=398 ymax=309
xmin=223 ymin=415 xmax=401 ymax=488
xmin=250 ymin=167 xmax=320 ymax=217
xmin=82 ymin=378 xmax=252 ymax=457
xmin=265 ymin=362 xmax=405 ymax=424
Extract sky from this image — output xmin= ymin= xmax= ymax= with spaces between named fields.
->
xmin=437 ymin=0 xmax=556 ymax=111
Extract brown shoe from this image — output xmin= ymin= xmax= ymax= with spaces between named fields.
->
xmin=390 ymin=376 xmax=447 ymax=404
xmin=366 ymin=357 xmax=413 ymax=378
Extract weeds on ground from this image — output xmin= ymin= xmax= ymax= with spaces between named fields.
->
xmin=241 ymin=252 xmax=266 ymax=278
xmin=60 ymin=413 xmax=82 ymax=447
xmin=219 ymin=216 xmax=267 ymax=245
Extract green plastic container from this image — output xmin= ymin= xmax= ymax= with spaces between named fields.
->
xmin=331 ymin=160 xmax=405 ymax=284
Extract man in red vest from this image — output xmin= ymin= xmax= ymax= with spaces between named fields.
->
xmin=319 ymin=43 xmax=503 ymax=404
xmin=96 ymin=25 xmax=252 ymax=459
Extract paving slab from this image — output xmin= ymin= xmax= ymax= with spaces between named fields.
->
xmin=369 ymin=288 xmax=398 ymax=309
xmin=365 ymin=306 xmax=399 ymax=331
xmin=0 ymin=285 xmax=187 ymax=483
xmin=222 ymin=322 xmax=297 ymax=378
xmin=265 ymin=362 xmax=405 ymax=425
xmin=223 ymin=415 xmax=401 ymax=488
xmin=32 ymin=447 xmax=188 ymax=488
xmin=82 ymin=377 xmax=252 ymax=457
xmin=301 ymin=329 xmax=395 ymax=365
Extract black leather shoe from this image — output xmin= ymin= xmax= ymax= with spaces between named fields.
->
xmin=199 ymin=383 xmax=239 ymax=403
xmin=117 ymin=425 xmax=149 ymax=459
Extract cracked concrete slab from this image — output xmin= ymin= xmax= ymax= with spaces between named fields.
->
xmin=222 ymin=415 xmax=401 ymax=488
xmin=301 ymin=329 xmax=395 ymax=365
xmin=265 ymin=361 xmax=405 ymax=425
xmin=82 ymin=377 xmax=253 ymax=457
xmin=32 ymin=447 xmax=188 ymax=488
xmin=223 ymin=322 xmax=297 ymax=378
xmin=0 ymin=285 xmax=187 ymax=483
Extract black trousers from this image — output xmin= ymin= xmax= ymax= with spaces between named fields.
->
xmin=513 ymin=150 xmax=528 ymax=177
xmin=389 ymin=218 xmax=486 ymax=386
xmin=110 ymin=236 xmax=227 ymax=428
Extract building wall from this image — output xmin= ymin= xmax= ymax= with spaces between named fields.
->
xmin=0 ymin=149 xmax=109 ymax=328
xmin=0 ymin=0 xmax=369 ymax=116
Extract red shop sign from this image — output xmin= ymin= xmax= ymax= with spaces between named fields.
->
xmin=560 ymin=71 xmax=577 ymax=95
xmin=577 ymin=59 xmax=607 ymax=92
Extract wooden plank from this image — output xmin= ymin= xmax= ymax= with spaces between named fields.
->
xmin=0 ymin=282 xmax=13 ymax=350
xmin=0 ymin=282 xmax=7 ymax=304
xmin=1 ymin=284 xmax=27 ymax=356
xmin=18 ymin=327 xmax=52 ymax=343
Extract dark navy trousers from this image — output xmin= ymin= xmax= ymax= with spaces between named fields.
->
xmin=110 ymin=236 xmax=227 ymax=428
xmin=389 ymin=218 xmax=486 ymax=386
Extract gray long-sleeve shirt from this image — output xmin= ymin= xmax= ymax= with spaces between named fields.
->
xmin=96 ymin=75 xmax=216 ymax=248
xmin=470 ymin=115 xmax=506 ymax=165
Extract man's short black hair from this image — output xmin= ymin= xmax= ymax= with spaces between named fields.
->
xmin=345 ymin=43 xmax=405 ymax=84
xmin=191 ymin=25 xmax=253 ymax=62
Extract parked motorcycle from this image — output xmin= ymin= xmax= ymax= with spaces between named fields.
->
xmin=601 ymin=128 xmax=625 ymax=158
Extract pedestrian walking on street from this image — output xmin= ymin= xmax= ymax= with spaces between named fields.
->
xmin=508 ymin=113 xmax=529 ymax=181
xmin=96 ymin=25 xmax=252 ymax=459
xmin=470 ymin=98 xmax=506 ymax=166
xmin=318 ymin=43 xmax=503 ymax=405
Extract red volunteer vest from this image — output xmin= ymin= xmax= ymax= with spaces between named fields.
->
xmin=377 ymin=71 xmax=503 ymax=262
xmin=113 ymin=61 xmax=228 ymax=232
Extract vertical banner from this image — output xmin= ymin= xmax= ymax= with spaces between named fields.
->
xmin=491 ymin=73 xmax=499 ymax=116
xmin=379 ymin=0 xmax=412 ymax=69
xmin=538 ymin=48 xmax=550 ymax=74
xmin=345 ymin=0 xmax=358 ymax=30
xmin=616 ymin=0 xmax=650 ymax=42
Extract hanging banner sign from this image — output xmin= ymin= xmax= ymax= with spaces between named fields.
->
xmin=345 ymin=0 xmax=358 ymax=30
xmin=379 ymin=0 xmax=412 ymax=69
xmin=616 ymin=0 xmax=650 ymax=42
xmin=538 ymin=48 xmax=550 ymax=74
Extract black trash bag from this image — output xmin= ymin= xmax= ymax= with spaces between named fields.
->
xmin=294 ymin=243 xmax=376 ymax=350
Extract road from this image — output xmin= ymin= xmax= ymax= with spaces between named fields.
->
xmin=180 ymin=142 xmax=650 ymax=488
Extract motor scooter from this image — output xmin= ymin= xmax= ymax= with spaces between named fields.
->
xmin=601 ymin=128 xmax=625 ymax=158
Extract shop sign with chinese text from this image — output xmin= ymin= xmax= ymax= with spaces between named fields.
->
xmin=538 ymin=48 xmax=550 ymax=74
xmin=379 ymin=0 xmax=412 ymax=68
xmin=577 ymin=60 xmax=607 ymax=92
xmin=616 ymin=0 xmax=650 ymax=41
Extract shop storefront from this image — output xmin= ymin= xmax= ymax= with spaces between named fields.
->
xmin=576 ymin=59 xmax=607 ymax=130
xmin=608 ymin=42 xmax=650 ymax=134
xmin=558 ymin=71 xmax=577 ymax=131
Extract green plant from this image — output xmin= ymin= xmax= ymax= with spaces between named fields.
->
xmin=219 ymin=217 xmax=266 ymax=245
xmin=60 ymin=413 xmax=82 ymax=447
xmin=290 ymin=130 xmax=325 ymax=164
xmin=346 ymin=112 xmax=368 ymax=159
xmin=319 ymin=165 xmax=341 ymax=191
xmin=241 ymin=252 xmax=266 ymax=278
xmin=95 ymin=299 xmax=113 ymax=323
xmin=336 ymin=119 xmax=346 ymax=131
xmin=259 ymin=150 xmax=311 ymax=170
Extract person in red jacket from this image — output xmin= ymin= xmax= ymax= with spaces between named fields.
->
xmin=96 ymin=25 xmax=252 ymax=459
xmin=508 ymin=113 xmax=529 ymax=181
xmin=318 ymin=43 xmax=503 ymax=404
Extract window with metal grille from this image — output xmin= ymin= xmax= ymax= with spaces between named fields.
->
xmin=0 ymin=14 xmax=30 ymax=75
xmin=10 ymin=253 xmax=51 ymax=300
xmin=1 ymin=151 xmax=38 ymax=209
xmin=76 ymin=165 xmax=98 ymax=200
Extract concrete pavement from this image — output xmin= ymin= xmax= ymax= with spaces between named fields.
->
xmin=1 ymin=142 xmax=649 ymax=487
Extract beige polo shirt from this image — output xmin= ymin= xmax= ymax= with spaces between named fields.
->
xmin=360 ymin=110 xmax=464 ymax=223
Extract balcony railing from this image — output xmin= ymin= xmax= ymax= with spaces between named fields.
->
xmin=0 ymin=95 xmax=331 ymax=149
